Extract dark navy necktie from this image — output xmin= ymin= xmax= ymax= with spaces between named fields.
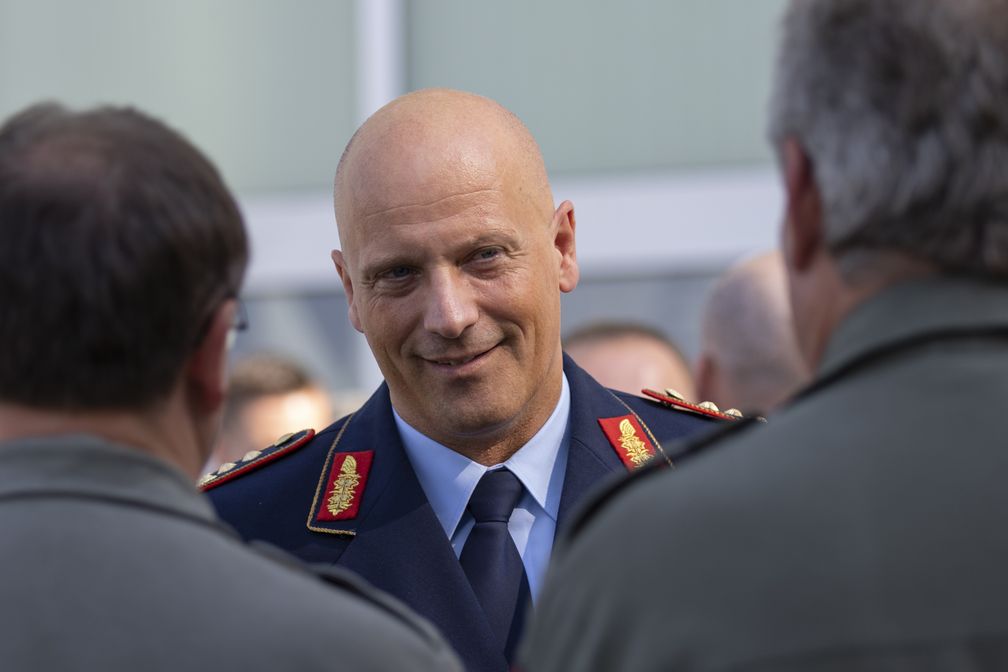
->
xmin=459 ymin=468 xmax=531 ymax=664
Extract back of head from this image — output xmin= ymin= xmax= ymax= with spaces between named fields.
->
xmin=225 ymin=354 xmax=316 ymax=417
xmin=0 ymin=103 xmax=248 ymax=410
xmin=699 ymin=253 xmax=809 ymax=412
xmin=770 ymin=0 xmax=1008 ymax=278
xmin=564 ymin=322 xmax=695 ymax=399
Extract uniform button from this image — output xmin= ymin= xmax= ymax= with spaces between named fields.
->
xmin=663 ymin=388 xmax=685 ymax=401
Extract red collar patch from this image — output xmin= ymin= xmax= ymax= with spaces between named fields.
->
xmin=313 ymin=450 xmax=374 ymax=522
xmin=598 ymin=415 xmax=656 ymax=470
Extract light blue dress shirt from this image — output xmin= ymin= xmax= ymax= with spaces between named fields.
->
xmin=393 ymin=374 xmax=571 ymax=601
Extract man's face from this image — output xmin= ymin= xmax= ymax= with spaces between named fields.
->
xmin=242 ymin=387 xmax=332 ymax=451
xmin=567 ymin=335 xmax=695 ymax=400
xmin=334 ymin=170 xmax=577 ymax=447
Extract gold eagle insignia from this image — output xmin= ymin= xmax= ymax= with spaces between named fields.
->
xmin=619 ymin=418 xmax=651 ymax=466
xmin=326 ymin=455 xmax=361 ymax=517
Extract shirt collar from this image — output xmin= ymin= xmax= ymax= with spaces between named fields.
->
xmin=394 ymin=374 xmax=571 ymax=539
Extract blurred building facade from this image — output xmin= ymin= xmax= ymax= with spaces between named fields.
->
xmin=0 ymin=0 xmax=788 ymax=393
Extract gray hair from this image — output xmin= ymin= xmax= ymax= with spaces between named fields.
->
xmin=769 ymin=0 xmax=1008 ymax=277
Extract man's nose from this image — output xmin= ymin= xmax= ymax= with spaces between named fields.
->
xmin=423 ymin=269 xmax=479 ymax=339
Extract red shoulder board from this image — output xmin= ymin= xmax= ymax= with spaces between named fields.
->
xmin=641 ymin=388 xmax=743 ymax=422
xmin=198 ymin=429 xmax=315 ymax=492
xmin=598 ymin=414 xmax=657 ymax=470
xmin=312 ymin=450 xmax=374 ymax=522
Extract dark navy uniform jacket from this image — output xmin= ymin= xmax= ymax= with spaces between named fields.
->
xmin=207 ymin=354 xmax=718 ymax=672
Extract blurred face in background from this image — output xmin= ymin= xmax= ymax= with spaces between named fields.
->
xmin=239 ymin=386 xmax=332 ymax=449
xmin=567 ymin=333 xmax=696 ymax=400
xmin=209 ymin=384 xmax=332 ymax=468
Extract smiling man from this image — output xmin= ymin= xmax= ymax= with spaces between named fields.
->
xmin=205 ymin=89 xmax=722 ymax=671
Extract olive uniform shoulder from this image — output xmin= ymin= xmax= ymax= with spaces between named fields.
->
xmin=563 ymin=415 xmax=764 ymax=541
xmin=199 ymin=429 xmax=316 ymax=492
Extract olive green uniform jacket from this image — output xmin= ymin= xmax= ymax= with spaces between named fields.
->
xmin=0 ymin=435 xmax=462 ymax=672
xmin=521 ymin=277 xmax=1008 ymax=671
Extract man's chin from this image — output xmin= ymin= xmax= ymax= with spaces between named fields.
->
xmin=421 ymin=398 xmax=517 ymax=438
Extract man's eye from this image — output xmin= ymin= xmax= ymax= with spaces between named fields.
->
xmin=475 ymin=248 xmax=501 ymax=261
xmin=380 ymin=266 xmax=414 ymax=280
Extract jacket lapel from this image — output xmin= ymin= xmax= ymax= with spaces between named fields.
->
xmin=312 ymin=384 xmax=508 ymax=672
xmin=558 ymin=355 xmax=638 ymax=529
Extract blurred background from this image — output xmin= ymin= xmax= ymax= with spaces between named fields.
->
xmin=0 ymin=0 xmax=788 ymax=401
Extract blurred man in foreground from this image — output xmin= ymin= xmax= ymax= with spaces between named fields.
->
xmin=205 ymin=88 xmax=722 ymax=671
xmin=695 ymin=252 xmax=809 ymax=414
xmin=0 ymin=103 xmax=460 ymax=671
xmin=564 ymin=322 xmax=696 ymax=401
xmin=522 ymin=1 xmax=1008 ymax=669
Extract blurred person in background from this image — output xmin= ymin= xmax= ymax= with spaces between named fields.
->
xmin=204 ymin=88 xmax=724 ymax=672
xmin=207 ymin=353 xmax=334 ymax=471
xmin=522 ymin=0 xmax=1008 ymax=669
xmin=695 ymin=251 xmax=809 ymax=414
xmin=564 ymin=322 xmax=696 ymax=401
xmin=0 ymin=102 xmax=460 ymax=671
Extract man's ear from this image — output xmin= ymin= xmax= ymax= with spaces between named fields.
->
xmin=332 ymin=249 xmax=363 ymax=332
xmin=186 ymin=299 xmax=235 ymax=415
xmin=553 ymin=200 xmax=579 ymax=293
xmin=781 ymin=138 xmax=824 ymax=273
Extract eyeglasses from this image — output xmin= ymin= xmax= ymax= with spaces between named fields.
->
xmin=226 ymin=299 xmax=249 ymax=349
xmin=193 ymin=294 xmax=248 ymax=349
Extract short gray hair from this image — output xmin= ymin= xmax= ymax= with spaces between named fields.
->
xmin=769 ymin=0 xmax=1008 ymax=276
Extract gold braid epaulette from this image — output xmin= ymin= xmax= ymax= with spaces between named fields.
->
xmin=641 ymin=388 xmax=744 ymax=421
xmin=198 ymin=429 xmax=315 ymax=492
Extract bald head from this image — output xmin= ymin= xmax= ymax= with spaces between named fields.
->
xmin=328 ymin=89 xmax=579 ymax=464
xmin=335 ymin=89 xmax=554 ymax=250
xmin=696 ymin=252 xmax=810 ymax=413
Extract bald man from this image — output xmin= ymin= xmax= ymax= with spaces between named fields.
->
xmin=696 ymin=252 xmax=810 ymax=414
xmin=205 ymin=89 xmax=721 ymax=671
